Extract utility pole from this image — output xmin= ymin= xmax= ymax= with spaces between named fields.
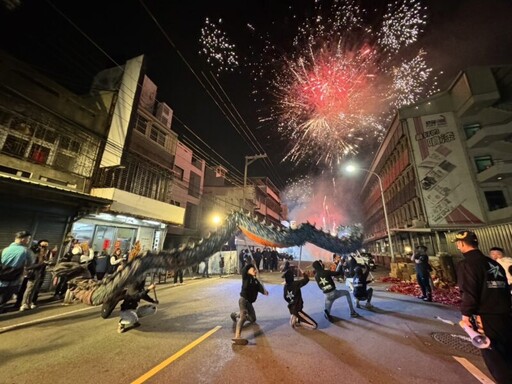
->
xmin=243 ymin=153 xmax=267 ymax=212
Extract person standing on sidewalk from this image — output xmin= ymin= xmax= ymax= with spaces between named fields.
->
xmin=0 ymin=231 xmax=32 ymax=311
xmin=219 ymin=255 xmax=224 ymax=277
xmin=454 ymin=230 xmax=512 ymax=384
xmin=19 ymin=239 xmax=49 ymax=311
xmin=173 ymin=268 xmax=183 ymax=285
xmin=411 ymin=245 xmax=432 ymax=302
xmin=202 ymin=257 xmax=210 ymax=278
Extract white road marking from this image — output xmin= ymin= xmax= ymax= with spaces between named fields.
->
xmin=0 ymin=306 xmax=97 ymax=333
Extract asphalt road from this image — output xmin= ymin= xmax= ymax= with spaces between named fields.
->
xmin=0 ymin=271 xmax=495 ymax=384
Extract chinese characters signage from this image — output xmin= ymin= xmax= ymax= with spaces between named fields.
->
xmin=406 ymin=112 xmax=484 ymax=226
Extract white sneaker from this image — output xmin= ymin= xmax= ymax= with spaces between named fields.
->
xmin=19 ymin=304 xmax=29 ymax=311
xmin=30 ymin=303 xmax=37 ymax=309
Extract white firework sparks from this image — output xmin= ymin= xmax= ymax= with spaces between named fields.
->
xmin=199 ymin=18 xmax=239 ymax=74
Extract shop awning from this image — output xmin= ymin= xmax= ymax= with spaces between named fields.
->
xmin=0 ymin=174 xmax=112 ymax=209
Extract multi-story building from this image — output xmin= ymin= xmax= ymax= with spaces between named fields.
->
xmin=358 ymin=65 xmax=512 ymax=261
xmin=76 ymin=56 xmax=186 ymax=254
xmin=250 ymin=176 xmax=284 ymax=226
xmin=163 ymin=140 xmax=205 ymax=248
xmin=0 ymin=51 xmax=111 ymax=249
xmin=202 ymin=166 xmax=285 ymax=227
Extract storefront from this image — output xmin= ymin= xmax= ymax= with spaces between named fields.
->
xmin=0 ymin=175 xmax=111 ymax=252
xmin=71 ymin=213 xmax=165 ymax=255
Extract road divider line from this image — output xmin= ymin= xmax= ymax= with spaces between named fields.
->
xmin=131 ymin=325 xmax=222 ymax=384
xmin=452 ymin=356 xmax=495 ymax=384
xmin=0 ymin=306 xmax=96 ymax=333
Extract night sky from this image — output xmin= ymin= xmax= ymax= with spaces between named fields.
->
xmin=2 ymin=0 xmax=512 ymax=188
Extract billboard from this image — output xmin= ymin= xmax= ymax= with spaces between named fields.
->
xmin=406 ymin=112 xmax=484 ymax=226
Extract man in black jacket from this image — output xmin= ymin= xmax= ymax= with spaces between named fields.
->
xmin=312 ymin=260 xmax=359 ymax=321
xmin=231 ymin=263 xmax=268 ymax=344
xmin=455 ymin=230 xmax=512 ymax=384
xmin=411 ymin=245 xmax=432 ymax=301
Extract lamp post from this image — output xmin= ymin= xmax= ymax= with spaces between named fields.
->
xmin=346 ymin=164 xmax=395 ymax=263
xmin=243 ymin=153 xmax=267 ymax=212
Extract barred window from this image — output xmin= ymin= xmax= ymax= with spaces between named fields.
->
xmin=1 ymin=134 xmax=29 ymax=157
xmin=150 ymin=126 xmax=166 ymax=147
xmin=135 ymin=114 xmax=149 ymax=134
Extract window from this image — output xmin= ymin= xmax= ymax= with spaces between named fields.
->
xmin=135 ymin=114 xmax=149 ymax=134
xmin=484 ymin=190 xmax=507 ymax=211
xmin=54 ymin=152 xmax=75 ymax=172
xmin=150 ymin=126 xmax=166 ymax=146
xmin=59 ymin=136 xmax=81 ymax=152
xmin=474 ymin=156 xmax=493 ymax=173
xmin=185 ymin=202 xmax=199 ymax=228
xmin=464 ymin=123 xmax=481 ymax=139
xmin=9 ymin=117 xmax=34 ymax=135
xmin=34 ymin=126 xmax=58 ymax=144
xmin=29 ymin=144 xmax=51 ymax=164
xmin=1 ymin=134 xmax=28 ymax=157
xmin=191 ymin=155 xmax=202 ymax=170
xmin=173 ymin=166 xmax=184 ymax=180
xmin=188 ymin=171 xmax=201 ymax=198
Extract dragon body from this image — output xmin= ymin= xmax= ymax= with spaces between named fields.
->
xmin=56 ymin=211 xmax=362 ymax=306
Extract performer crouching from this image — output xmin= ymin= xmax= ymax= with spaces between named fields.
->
xmin=282 ymin=264 xmax=317 ymax=329
xmin=117 ymin=281 xmax=159 ymax=333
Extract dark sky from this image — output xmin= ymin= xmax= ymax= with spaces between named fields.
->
xmin=2 ymin=0 xmax=512 ymax=188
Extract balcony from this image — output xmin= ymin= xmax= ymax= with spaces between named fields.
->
xmin=91 ymin=187 xmax=185 ymax=225
xmin=466 ymin=121 xmax=512 ymax=149
xmin=476 ymin=160 xmax=512 ymax=183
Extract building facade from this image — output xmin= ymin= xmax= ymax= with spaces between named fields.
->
xmin=163 ymin=140 xmax=205 ymax=248
xmin=0 ymin=51 xmax=111 ymax=250
xmin=77 ymin=56 xmax=186 ymax=254
xmin=359 ymin=65 xmax=512 ymax=258
xmin=202 ymin=166 xmax=285 ymax=230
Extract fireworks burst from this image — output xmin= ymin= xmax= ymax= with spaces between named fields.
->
xmin=378 ymin=0 xmax=427 ymax=54
xmin=274 ymin=43 xmax=384 ymax=165
xmin=199 ymin=18 xmax=239 ymax=74
xmin=198 ymin=0 xmax=437 ymax=169
xmin=259 ymin=0 xmax=436 ymax=168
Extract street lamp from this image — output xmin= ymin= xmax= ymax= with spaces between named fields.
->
xmin=345 ymin=164 xmax=395 ymax=263
xmin=243 ymin=153 xmax=267 ymax=211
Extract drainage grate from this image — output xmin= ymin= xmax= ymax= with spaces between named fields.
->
xmin=431 ymin=332 xmax=481 ymax=356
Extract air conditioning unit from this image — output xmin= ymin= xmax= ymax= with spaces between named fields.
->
xmin=155 ymin=102 xmax=173 ymax=129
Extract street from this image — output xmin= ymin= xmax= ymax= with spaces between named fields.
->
xmin=0 ymin=272 xmax=494 ymax=384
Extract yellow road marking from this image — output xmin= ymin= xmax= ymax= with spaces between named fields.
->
xmin=131 ymin=325 xmax=222 ymax=384
xmin=453 ymin=356 xmax=495 ymax=384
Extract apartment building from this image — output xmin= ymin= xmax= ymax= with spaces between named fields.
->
xmin=359 ymin=65 xmax=512 ymax=258
xmin=0 ymin=51 xmax=111 ymax=248
xmin=75 ymin=56 xmax=185 ymax=254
